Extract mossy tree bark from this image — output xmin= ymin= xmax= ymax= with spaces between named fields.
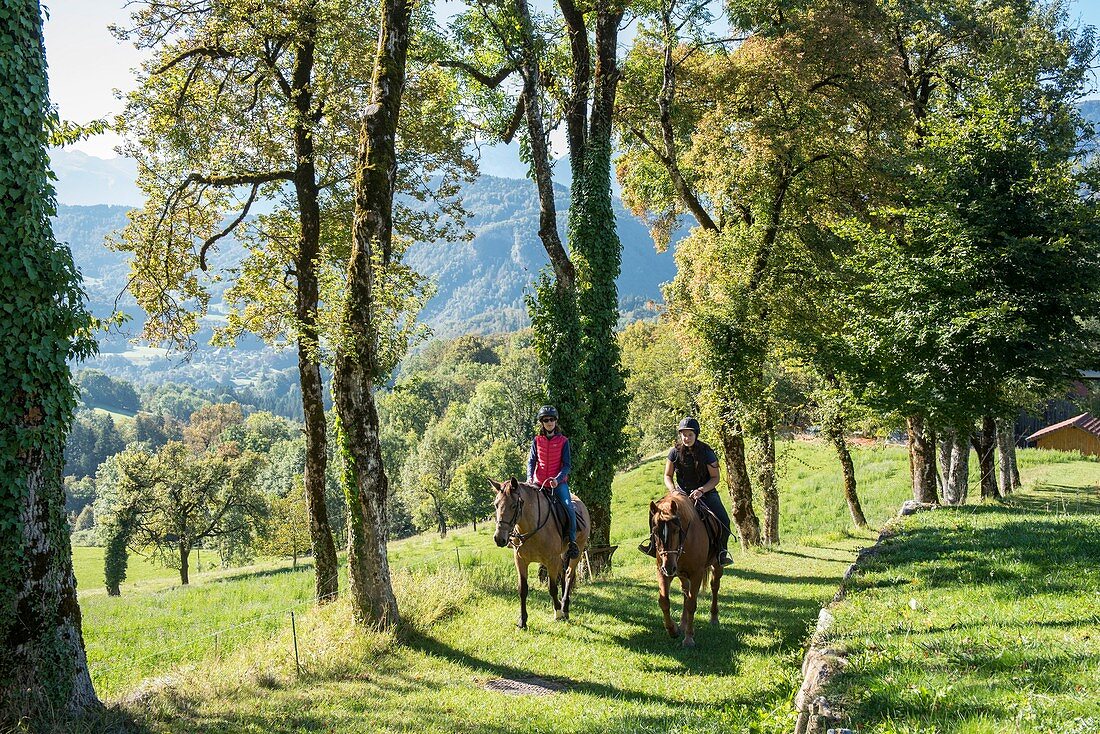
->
xmin=0 ymin=0 xmax=99 ymax=723
xmin=717 ymin=420 xmax=761 ymax=548
xmin=290 ymin=11 xmax=340 ymax=603
xmin=907 ymin=415 xmax=939 ymax=503
xmin=334 ymin=0 xmax=413 ymax=627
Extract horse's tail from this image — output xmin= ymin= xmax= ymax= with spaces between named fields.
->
xmin=538 ymin=564 xmax=548 ymax=583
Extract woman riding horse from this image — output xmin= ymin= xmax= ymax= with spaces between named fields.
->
xmin=527 ymin=405 xmax=579 ymax=559
xmin=641 ymin=417 xmax=733 ymax=566
xmin=490 ymin=477 xmax=590 ymax=628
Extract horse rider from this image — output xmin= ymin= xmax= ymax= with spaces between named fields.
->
xmin=527 ymin=405 xmax=579 ymax=559
xmin=641 ymin=417 xmax=734 ymax=566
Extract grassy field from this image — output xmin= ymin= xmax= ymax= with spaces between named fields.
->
xmin=76 ymin=442 xmax=1100 ymax=733
xmin=817 ymin=452 xmax=1100 ymax=734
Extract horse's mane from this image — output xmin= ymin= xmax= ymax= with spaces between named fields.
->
xmin=652 ymin=492 xmax=700 ymax=524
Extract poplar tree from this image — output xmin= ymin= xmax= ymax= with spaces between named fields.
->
xmin=440 ymin=0 xmax=630 ymax=557
xmin=0 ymin=0 xmax=99 ymax=723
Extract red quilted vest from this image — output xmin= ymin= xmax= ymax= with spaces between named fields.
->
xmin=533 ymin=433 xmax=568 ymax=484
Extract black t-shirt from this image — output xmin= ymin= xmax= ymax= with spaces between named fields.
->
xmin=668 ymin=441 xmax=718 ymax=491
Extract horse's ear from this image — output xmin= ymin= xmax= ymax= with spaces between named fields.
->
xmin=488 ymin=479 xmax=502 ymax=493
xmin=508 ymin=476 xmax=519 ymax=489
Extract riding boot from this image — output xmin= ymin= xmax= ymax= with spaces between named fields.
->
xmin=638 ymin=538 xmax=657 ymax=557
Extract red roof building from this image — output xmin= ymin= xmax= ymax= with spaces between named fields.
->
xmin=1025 ymin=413 xmax=1100 ymax=458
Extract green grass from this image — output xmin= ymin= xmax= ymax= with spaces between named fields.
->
xmin=76 ymin=442 xmax=1099 ymax=734
xmin=817 ymin=455 xmax=1100 ymax=733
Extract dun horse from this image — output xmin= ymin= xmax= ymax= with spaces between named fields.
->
xmin=490 ymin=477 xmax=590 ymax=629
xmin=649 ymin=492 xmax=723 ymax=647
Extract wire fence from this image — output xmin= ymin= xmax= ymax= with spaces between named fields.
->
xmin=87 ymin=544 xmax=512 ymax=699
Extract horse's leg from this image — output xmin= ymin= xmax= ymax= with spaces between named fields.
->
xmin=516 ymin=556 xmax=530 ymax=630
xmin=561 ymin=560 xmax=576 ymax=620
xmin=682 ymin=574 xmax=702 ymax=648
xmin=658 ymin=571 xmax=677 ymax=638
xmin=710 ymin=563 xmax=722 ymax=626
xmin=678 ymin=578 xmax=689 ymax=635
xmin=548 ymin=561 xmax=564 ymax=620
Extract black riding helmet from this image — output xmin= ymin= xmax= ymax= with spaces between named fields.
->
xmin=537 ymin=405 xmax=559 ymax=421
xmin=677 ymin=416 xmax=701 ymax=435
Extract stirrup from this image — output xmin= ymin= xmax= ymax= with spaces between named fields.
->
xmin=638 ymin=540 xmax=656 ymax=557
xmin=718 ymin=550 xmax=733 ymax=566
xmin=566 ymin=541 xmax=579 ymax=559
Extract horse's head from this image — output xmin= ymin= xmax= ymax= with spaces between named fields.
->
xmin=489 ymin=477 xmax=524 ymax=548
xmin=650 ymin=499 xmax=685 ymax=578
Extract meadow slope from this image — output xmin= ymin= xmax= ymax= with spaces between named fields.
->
xmin=71 ymin=442 xmax=1100 ymax=733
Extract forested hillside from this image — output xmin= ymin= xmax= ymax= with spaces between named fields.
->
xmin=53 ymin=174 xmax=675 ymax=390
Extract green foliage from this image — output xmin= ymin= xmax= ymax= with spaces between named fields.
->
xmin=835 ymin=0 xmax=1100 ymax=428
xmin=100 ymin=442 xmax=267 ymax=584
xmin=74 ymin=369 xmax=141 ymax=413
xmin=64 ymin=410 xmax=125 ymax=478
xmin=619 ymin=319 xmax=702 ymax=460
xmin=256 ymin=480 xmax=312 ymax=565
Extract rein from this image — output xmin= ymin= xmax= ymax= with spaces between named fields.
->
xmin=501 ymin=482 xmax=551 ymax=548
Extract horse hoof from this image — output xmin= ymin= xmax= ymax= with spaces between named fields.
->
xmin=666 ymin=628 xmax=678 ymax=639
xmin=682 ymin=638 xmax=696 ymax=648
xmin=710 ymin=617 xmax=719 ymax=626
xmin=554 ymin=609 xmax=565 ymax=620
xmin=517 ymin=622 xmax=527 ymax=630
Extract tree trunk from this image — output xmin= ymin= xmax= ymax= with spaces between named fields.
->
xmin=0 ymin=3 xmax=100 ymax=723
xmin=996 ymin=418 xmax=1021 ymax=493
xmin=1009 ymin=432 xmax=1021 ymax=490
xmin=829 ymin=430 xmax=867 ymax=527
xmin=291 ymin=10 xmax=340 ymax=605
xmin=995 ymin=418 xmax=1012 ymax=496
xmin=906 ymin=415 xmax=938 ymax=503
xmin=941 ymin=430 xmax=970 ymax=505
xmin=179 ymin=543 xmax=190 ymax=585
xmin=972 ymin=416 xmax=1000 ymax=500
xmin=755 ymin=417 xmax=780 ymax=545
xmin=717 ymin=420 xmax=761 ymax=547
xmin=938 ymin=433 xmax=953 ymax=494
xmin=332 ymin=0 xmax=412 ymax=627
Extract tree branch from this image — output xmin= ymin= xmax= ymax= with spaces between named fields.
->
xmin=199 ymin=183 xmax=261 ymax=271
xmin=154 ymin=44 xmax=236 ymax=75
xmin=436 ymin=59 xmax=518 ymax=89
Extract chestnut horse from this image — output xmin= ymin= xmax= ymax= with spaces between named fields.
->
xmin=490 ymin=477 xmax=590 ymax=629
xmin=649 ymin=491 xmax=723 ymax=647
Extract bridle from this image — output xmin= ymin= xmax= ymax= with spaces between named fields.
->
xmin=653 ymin=514 xmax=691 ymax=571
xmin=497 ymin=481 xmax=550 ymax=548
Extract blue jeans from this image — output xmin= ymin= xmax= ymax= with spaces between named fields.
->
xmin=554 ymin=482 xmax=577 ymax=543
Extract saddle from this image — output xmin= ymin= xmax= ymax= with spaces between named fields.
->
xmin=694 ymin=501 xmax=722 ymax=561
xmin=543 ymin=488 xmax=586 ymax=540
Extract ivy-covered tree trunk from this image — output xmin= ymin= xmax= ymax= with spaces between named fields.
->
xmin=333 ymin=0 xmax=412 ymax=627
xmin=291 ymin=12 xmax=340 ymax=604
xmin=563 ymin=0 xmax=628 ymax=556
xmin=906 ymin=415 xmax=938 ymax=503
xmin=972 ymin=416 xmax=1000 ymax=500
xmin=0 ymin=0 xmax=99 ymax=723
xmin=716 ymin=421 xmax=761 ymax=548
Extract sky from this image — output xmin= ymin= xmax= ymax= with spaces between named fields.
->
xmin=42 ymin=0 xmax=1100 ymax=162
